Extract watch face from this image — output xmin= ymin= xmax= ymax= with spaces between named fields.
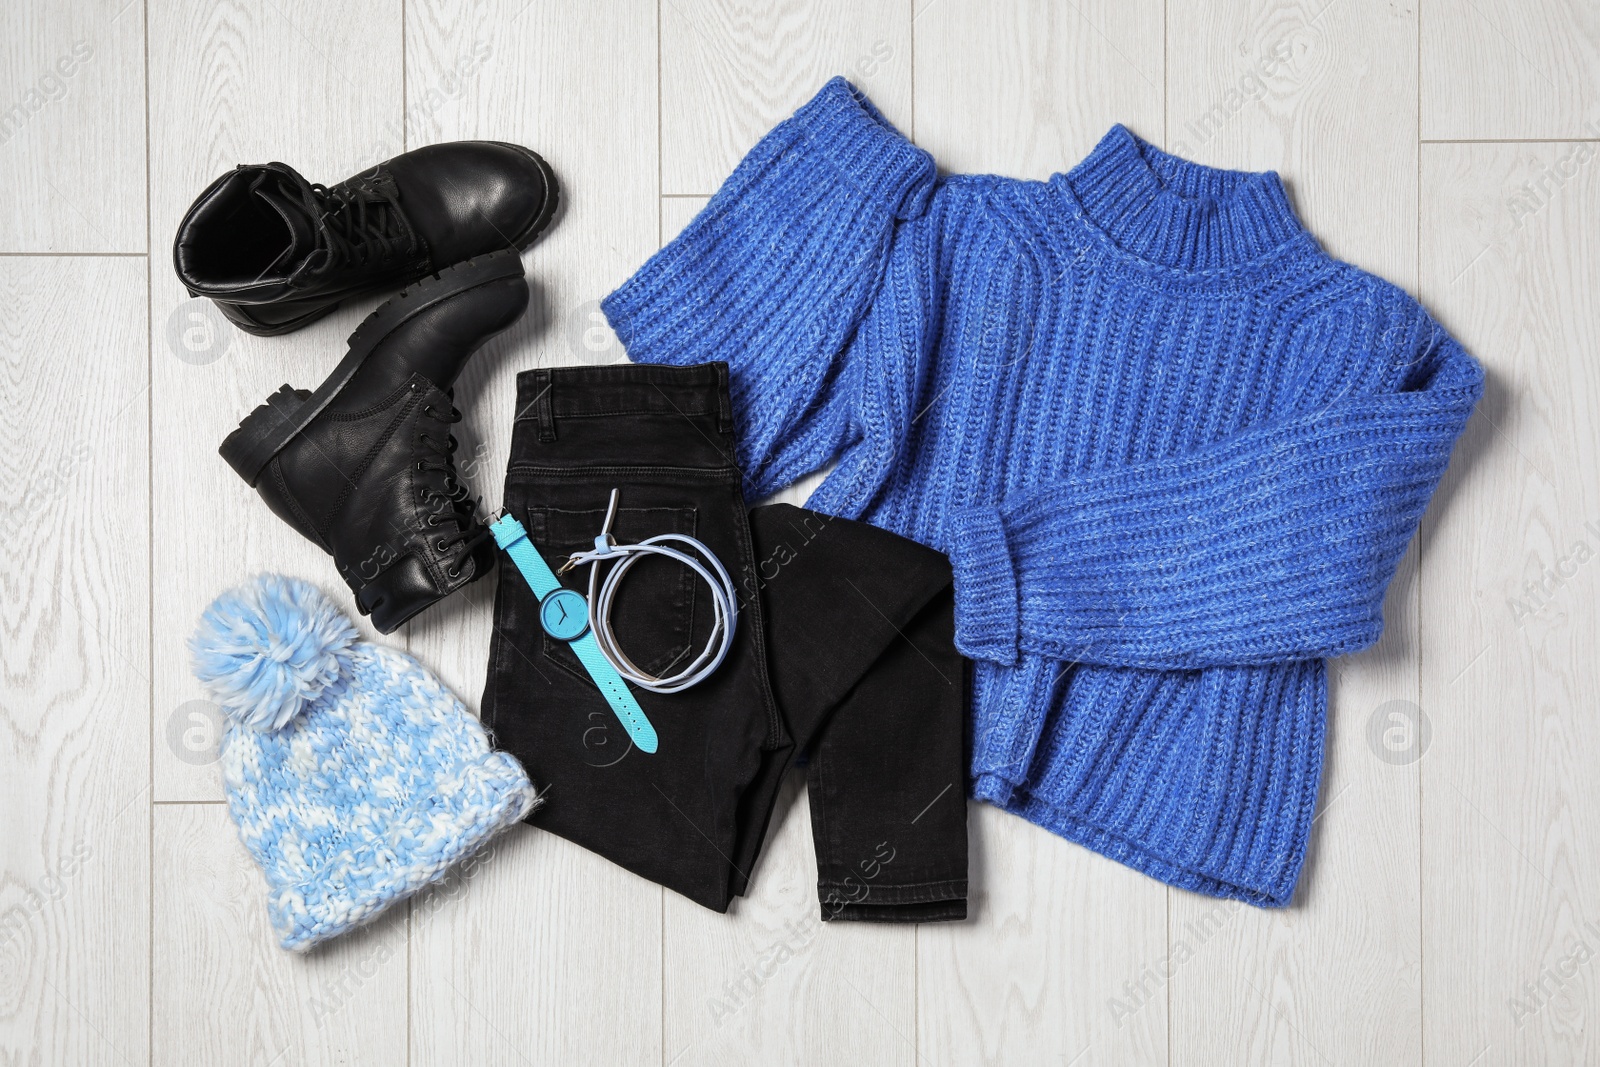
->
xmin=539 ymin=587 xmax=590 ymax=641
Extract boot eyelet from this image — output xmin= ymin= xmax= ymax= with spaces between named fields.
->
xmin=427 ymin=516 xmax=439 ymax=527
xmin=436 ymin=538 xmax=451 ymax=552
xmin=415 ymin=461 xmax=426 ymax=472
xmin=447 ymin=568 xmax=461 ymax=580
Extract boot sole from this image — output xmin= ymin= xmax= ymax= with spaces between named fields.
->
xmin=219 ymin=249 xmax=526 ymax=486
xmin=209 ymin=146 xmax=559 ymax=338
xmin=209 ymin=294 xmax=346 ymax=338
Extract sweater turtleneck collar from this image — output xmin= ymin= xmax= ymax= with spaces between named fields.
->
xmin=1060 ymin=125 xmax=1305 ymax=272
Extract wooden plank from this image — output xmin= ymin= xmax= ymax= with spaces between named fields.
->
xmin=914 ymin=0 xmax=1163 ymax=178
xmin=918 ymin=807 xmax=1168 ymax=1065
xmin=1421 ymin=0 xmax=1600 ymax=141
xmin=409 ymin=827 xmax=662 ymax=1066
xmin=1419 ymin=140 xmax=1600 ymax=1067
xmin=0 ymin=256 xmax=149 ymax=1064
xmin=1161 ymin=593 xmax=1426 ymax=1066
xmin=1166 ymin=0 xmax=1418 ymax=278
xmin=661 ymin=776 xmax=917 ymax=1067
xmin=1162 ymin=3 xmax=1425 ymax=1063
xmin=910 ymin=2 xmax=1168 ymax=1063
xmin=66 ymin=2 xmax=1600 ymax=1064
xmin=651 ymin=191 xmax=919 ymax=1067
xmin=400 ymin=0 xmax=660 ymax=701
xmin=0 ymin=0 xmax=145 ymax=251
xmin=147 ymin=0 xmax=404 ymax=803
xmin=660 ymin=0 xmax=913 ymax=195
xmin=144 ymin=2 xmax=411 ymax=1059
xmin=402 ymin=3 xmax=664 ymax=1064
xmin=152 ymin=803 xmax=409 ymax=1067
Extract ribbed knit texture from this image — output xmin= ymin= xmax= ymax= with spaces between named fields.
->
xmin=191 ymin=575 xmax=540 ymax=950
xmin=603 ymin=79 xmax=1483 ymax=906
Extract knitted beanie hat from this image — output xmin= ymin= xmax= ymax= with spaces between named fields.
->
xmin=189 ymin=574 xmax=539 ymax=952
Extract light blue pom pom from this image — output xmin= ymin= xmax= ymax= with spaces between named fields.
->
xmin=189 ymin=574 xmax=358 ymax=732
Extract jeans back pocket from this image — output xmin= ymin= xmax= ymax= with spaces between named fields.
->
xmin=525 ymin=505 xmax=699 ymax=684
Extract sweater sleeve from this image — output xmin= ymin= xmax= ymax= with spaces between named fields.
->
xmin=602 ymin=78 xmax=935 ymax=499
xmin=946 ymin=299 xmax=1484 ymax=670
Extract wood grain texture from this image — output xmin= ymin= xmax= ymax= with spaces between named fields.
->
xmin=1165 ymin=592 xmax=1427 ymax=1067
xmin=910 ymin=3 xmax=1170 ymax=1063
xmin=1163 ymin=2 xmax=1426 ymax=1063
xmin=1422 ymin=0 xmax=1600 ymax=141
xmin=153 ymin=803 xmax=409 ymax=1067
xmin=147 ymin=0 xmax=404 ymax=803
xmin=1166 ymin=0 xmax=1419 ymax=279
xmin=651 ymin=193 xmax=921 ymax=1067
xmin=401 ymin=3 xmax=665 ymax=1065
xmin=662 ymin=777 xmax=917 ymax=1067
xmin=661 ymin=0 xmax=913 ymax=195
xmin=408 ymin=827 xmax=663 ymax=1067
xmin=143 ymin=3 xmax=410 ymax=1056
xmin=1419 ymin=140 xmax=1600 ymax=1067
xmin=913 ymin=0 xmax=1163 ymax=178
xmin=0 ymin=256 xmax=149 ymax=1064
xmin=5 ymin=1 xmax=1600 ymax=1063
xmin=918 ymin=807 xmax=1168 ymax=1065
xmin=0 ymin=0 xmax=145 ymax=252
xmin=400 ymin=0 xmax=660 ymax=707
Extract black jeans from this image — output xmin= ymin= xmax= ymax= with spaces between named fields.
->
xmin=483 ymin=363 xmax=968 ymax=921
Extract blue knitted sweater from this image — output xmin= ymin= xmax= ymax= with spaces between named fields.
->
xmin=603 ymin=79 xmax=1482 ymax=907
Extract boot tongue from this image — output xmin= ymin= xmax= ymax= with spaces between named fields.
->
xmin=250 ymin=176 xmax=321 ymax=275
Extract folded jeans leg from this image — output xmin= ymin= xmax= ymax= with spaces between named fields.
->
xmin=810 ymin=590 xmax=968 ymax=923
xmin=742 ymin=504 xmax=969 ymax=923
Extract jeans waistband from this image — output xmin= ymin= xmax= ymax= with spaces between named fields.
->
xmin=514 ymin=362 xmax=733 ymax=442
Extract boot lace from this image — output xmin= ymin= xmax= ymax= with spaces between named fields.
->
xmin=415 ymin=400 xmax=491 ymax=580
xmin=259 ymin=163 xmax=422 ymax=283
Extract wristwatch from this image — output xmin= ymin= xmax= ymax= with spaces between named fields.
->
xmin=489 ymin=512 xmax=659 ymax=755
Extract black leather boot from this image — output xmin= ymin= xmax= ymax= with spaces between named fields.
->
xmin=174 ymin=141 xmax=558 ymax=336
xmin=220 ymin=250 xmax=528 ymax=632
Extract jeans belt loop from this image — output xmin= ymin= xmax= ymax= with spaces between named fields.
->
xmin=713 ymin=362 xmax=734 ymax=436
xmin=533 ymin=368 xmax=556 ymax=443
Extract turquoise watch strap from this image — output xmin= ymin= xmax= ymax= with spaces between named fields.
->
xmin=490 ymin=512 xmax=562 ymax=598
xmin=490 ymin=513 xmax=659 ymax=755
xmin=569 ymin=630 xmax=658 ymax=753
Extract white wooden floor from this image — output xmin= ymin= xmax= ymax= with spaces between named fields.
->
xmin=3 ymin=0 xmax=1598 ymax=1063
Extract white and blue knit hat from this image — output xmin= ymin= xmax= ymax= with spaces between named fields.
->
xmin=190 ymin=574 xmax=539 ymax=952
